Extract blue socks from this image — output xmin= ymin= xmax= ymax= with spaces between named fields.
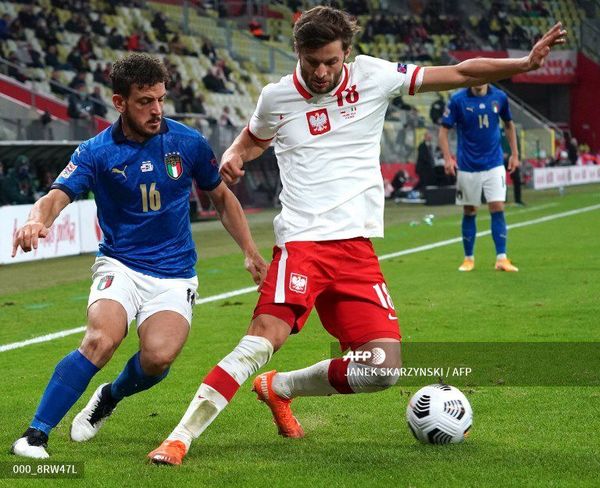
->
xmin=461 ymin=212 xmax=508 ymax=259
xmin=30 ymin=350 xmax=99 ymax=436
xmin=28 ymin=350 xmax=170 ymax=437
xmin=491 ymin=211 xmax=507 ymax=256
xmin=110 ymin=352 xmax=169 ymax=401
xmin=461 ymin=214 xmax=476 ymax=257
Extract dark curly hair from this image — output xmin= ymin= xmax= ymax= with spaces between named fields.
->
xmin=293 ymin=6 xmax=360 ymax=53
xmin=110 ymin=53 xmax=170 ymax=97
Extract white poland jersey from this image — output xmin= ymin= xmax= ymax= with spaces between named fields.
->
xmin=248 ymin=55 xmax=424 ymax=245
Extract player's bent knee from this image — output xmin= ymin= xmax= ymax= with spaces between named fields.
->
xmin=488 ymin=201 xmax=504 ymax=212
xmin=247 ymin=314 xmax=290 ymax=352
xmin=79 ymin=331 xmax=120 ymax=366
xmin=139 ymin=350 xmax=175 ymax=376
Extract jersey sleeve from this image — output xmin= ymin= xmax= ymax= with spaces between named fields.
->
xmin=499 ymin=93 xmax=512 ymax=122
xmin=191 ymin=133 xmax=222 ymax=191
xmin=441 ymin=97 xmax=458 ymax=128
xmin=50 ymin=141 xmax=96 ymax=201
xmin=247 ymin=84 xmax=278 ymax=142
xmin=357 ymin=55 xmax=424 ymax=98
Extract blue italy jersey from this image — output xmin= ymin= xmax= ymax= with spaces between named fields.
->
xmin=441 ymin=86 xmax=512 ymax=172
xmin=51 ymin=118 xmax=221 ymax=278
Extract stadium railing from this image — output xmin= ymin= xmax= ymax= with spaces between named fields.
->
xmin=0 ymin=57 xmax=111 ymax=141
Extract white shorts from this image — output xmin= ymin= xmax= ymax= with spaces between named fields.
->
xmin=456 ymin=165 xmax=507 ymax=206
xmin=87 ymin=256 xmax=198 ymax=329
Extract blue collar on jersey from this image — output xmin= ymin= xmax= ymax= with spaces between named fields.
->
xmin=111 ymin=117 xmax=169 ymax=144
xmin=467 ymin=87 xmax=493 ymax=98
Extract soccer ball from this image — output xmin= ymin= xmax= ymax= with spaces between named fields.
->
xmin=406 ymin=384 xmax=472 ymax=444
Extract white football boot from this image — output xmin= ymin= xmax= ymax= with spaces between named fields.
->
xmin=71 ymin=383 xmax=118 ymax=442
xmin=11 ymin=428 xmax=50 ymax=458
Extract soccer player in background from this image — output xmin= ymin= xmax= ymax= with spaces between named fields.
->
xmin=10 ymin=53 xmax=266 ymax=459
xmin=439 ymin=83 xmax=520 ymax=272
xmin=149 ymin=7 xmax=566 ymax=464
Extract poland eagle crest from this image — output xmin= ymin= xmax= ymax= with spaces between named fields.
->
xmin=306 ymin=108 xmax=331 ymax=135
xmin=289 ymin=273 xmax=308 ymax=294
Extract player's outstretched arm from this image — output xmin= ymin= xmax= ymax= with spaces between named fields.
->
xmin=207 ymin=181 xmax=267 ymax=287
xmin=420 ymin=22 xmax=567 ymax=93
xmin=220 ymin=127 xmax=271 ymax=185
xmin=11 ymin=188 xmax=71 ymax=257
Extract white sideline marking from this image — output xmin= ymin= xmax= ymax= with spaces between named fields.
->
xmin=0 ymin=327 xmax=87 ymax=353
xmin=2 ymin=203 xmax=599 ymax=353
xmin=444 ymin=202 xmax=559 ymax=225
xmin=196 ymin=286 xmax=257 ymax=305
xmin=0 ymin=288 xmax=258 ymax=353
xmin=378 ymin=203 xmax=600 ymax=260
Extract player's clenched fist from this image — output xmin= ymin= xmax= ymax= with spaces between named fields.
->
xmin=244 ymin=251 xmax=268 ymax=288
xmin=219 ymin=152 xmax=245 ymax=185
xmin=507 ymin=154 xmax=520 ymax=174
xmin=12 ymin=220 xmax=49 ymax=257
xmin=444 ymin=156 xmax=457 ymax=177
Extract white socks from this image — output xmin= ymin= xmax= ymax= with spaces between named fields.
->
xmin=272 ymin=359 xmax=338 ymax=398
xmin=271 ymin=359 xmax=399 ymax=399
xmin=217 ymin=335 xmax=273 ymax=384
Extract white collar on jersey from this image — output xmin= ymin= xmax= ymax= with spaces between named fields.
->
xmin=292 ymin=62 xmax=349 ymax=100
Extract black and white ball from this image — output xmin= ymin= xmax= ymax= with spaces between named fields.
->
xmin=406 ymin=384 xmax=473 ymax=444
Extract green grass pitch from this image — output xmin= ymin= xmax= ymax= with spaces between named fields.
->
xmin=0 ymin=184 xmax=599 ymax=487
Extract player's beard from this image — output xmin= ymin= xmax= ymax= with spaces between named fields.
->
xmin=122 ymin=111 xmax=162 ymax=141
xmin=304 ymin=66 xmax=343 ymax=94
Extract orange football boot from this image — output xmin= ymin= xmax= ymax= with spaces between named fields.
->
xmin=148 ymin=439 xmax=187 ymax=466
xmin=495 ymin=258 xmax=519 ymax=272
xmin=458 ymin=258 xmax=475 ymax=272
xmin=252 ymin=371 xmax=305 ymax=438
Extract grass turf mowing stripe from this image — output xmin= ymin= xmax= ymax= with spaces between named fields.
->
xmin=1 ymin=202 xmax=599 ymax=354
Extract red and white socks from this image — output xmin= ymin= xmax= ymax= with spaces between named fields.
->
xmin=167 ymin=335 xmax=273 ymax=449
xmin=271 ymin=358 xmax=391 ymax=399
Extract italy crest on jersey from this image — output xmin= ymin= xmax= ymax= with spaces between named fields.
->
xmin=97 ymin=274 xmax=114 ymax=290
xmin=165 ymin=152 xmax=183 ymax=180
xmin=492 ymin=101 xmax=500 ymax=114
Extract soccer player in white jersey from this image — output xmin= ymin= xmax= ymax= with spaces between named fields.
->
xmin=149 ymin=7 xmax=566 ymax=464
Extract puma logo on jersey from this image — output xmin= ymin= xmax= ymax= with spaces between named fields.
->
xmin=111 ymin=165 xmax=127 ymax=180
xmin=306 ymin=109 xmax=330 ymax=135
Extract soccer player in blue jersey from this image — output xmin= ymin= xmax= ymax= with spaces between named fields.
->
xmin=439 ymin=83 xmax=520 ymax=272
xmin=10 ymin=53 xmax=267 ymax=459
